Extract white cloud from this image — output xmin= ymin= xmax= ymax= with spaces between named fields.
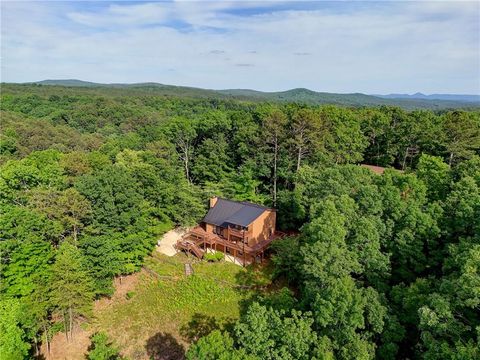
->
xmin=1 ymin=1 xmax=479 ymax=94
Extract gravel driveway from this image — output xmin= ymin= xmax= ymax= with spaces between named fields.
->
xmin=156 ymin=228 xmax=186 ymax=256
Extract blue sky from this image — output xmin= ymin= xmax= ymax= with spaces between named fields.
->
xmin=1 ymin=1 xmax=479 ymax=94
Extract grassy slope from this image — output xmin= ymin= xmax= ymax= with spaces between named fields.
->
xmin=91 ymin=252 xmax=269 ymax=359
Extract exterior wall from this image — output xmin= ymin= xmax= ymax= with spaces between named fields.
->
xmin=209 ymin=197 xmax=218 ymax=208
xmin=204 ymin=223 xmax=214 ymax=234
xmin=202 ymin=209 xmax=276 ymax=246
xmin=249 ymin=209 xmax=276 ymax=246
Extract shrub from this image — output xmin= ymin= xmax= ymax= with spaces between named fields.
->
xmin=87 ymin=332 xmax=123 ymax=360
xmin=126 ymin=291 xmax=135 ymax=300
xmin=204 ymin=251 xmax=224 ymax=262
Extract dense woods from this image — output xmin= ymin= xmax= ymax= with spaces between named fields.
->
xmin=0 ymin=84 xmax=479 ymax=359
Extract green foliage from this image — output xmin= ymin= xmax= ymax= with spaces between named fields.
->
xmin=204 ymin=251 xmax=225 ymax=262
xmin=417 ymin=154 xmax=451 ymax=201
xmin=0 ymin=84 xmax=479 ymax=358
xmin=50 ymin=242 xmax=95 ymax=336
xmin=87 ymin=332 xmax=123 ymax=360
xmin=1 ymin=239 xmax=54 ymax=297
xmin=187 ymin=330 xmax=256 ymax=360
xmin=0 ymin=299 xmax=30 ymax=360
xmin=75 ymin=165 xmax=144 ymax=232
xmin=79 ymin=234 xmax=122 ymax=296
xmin=234 ymin=303 xmax=319 ymax=360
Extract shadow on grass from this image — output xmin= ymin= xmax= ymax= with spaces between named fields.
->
xmin=180 ymin=313 xmax=219 ymax=343
xmin=145 ymin=332 xmax=185 ymax=360
xmin=180 ymin=313 xmax=236 ymax=344
xmin=233 ymin=261 xmax=277 ymax=315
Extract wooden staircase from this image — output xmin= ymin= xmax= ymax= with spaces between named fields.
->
xmin=175 ymin=239 xmax=205 ymax=259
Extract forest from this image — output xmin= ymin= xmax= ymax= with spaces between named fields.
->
xmin=0 ymin=84 xmax=479 ymax=360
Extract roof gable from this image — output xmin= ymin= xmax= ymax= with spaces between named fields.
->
xmin=203 ymin=198 xmax=269 ymax=227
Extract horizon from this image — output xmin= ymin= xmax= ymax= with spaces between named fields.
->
xmin=2 ymin=1 xmax=480 ymax=94
xmin=12 ymin=78 xmax=480 ymax=96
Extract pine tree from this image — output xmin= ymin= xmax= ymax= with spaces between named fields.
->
xmin=50 ymin=241 xmax=94 ymax=341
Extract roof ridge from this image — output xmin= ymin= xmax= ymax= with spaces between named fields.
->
xmin=216 ymin=197 xmax=271 ymax=210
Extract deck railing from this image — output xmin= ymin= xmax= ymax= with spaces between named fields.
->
xmin=179 ymin=226 xmax=286 ymax=257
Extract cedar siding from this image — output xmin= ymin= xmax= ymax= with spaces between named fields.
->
xmin=177 ymin=197 xmax=281 ymax=264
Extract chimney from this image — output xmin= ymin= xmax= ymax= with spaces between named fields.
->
xmin=209 ymin=196 xmax=218 ymax=208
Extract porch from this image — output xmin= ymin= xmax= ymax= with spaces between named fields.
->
xmin=176 ymin=226 xmax=285 ymax=265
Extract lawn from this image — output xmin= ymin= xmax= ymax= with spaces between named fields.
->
xmin=90 ymin=251 xmax=271 ymax=359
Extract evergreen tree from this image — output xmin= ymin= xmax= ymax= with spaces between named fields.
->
xmin=50 ymin=241 xmax=94 ymax=341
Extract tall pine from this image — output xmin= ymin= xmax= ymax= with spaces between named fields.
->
xmin=50 ymin=241 xmax=94 ymax=341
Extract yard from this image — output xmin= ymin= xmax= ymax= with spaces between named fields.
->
xmin=88 ymin=252 xmax=274 ymax=359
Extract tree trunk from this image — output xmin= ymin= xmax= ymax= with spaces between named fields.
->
xmin=43 ymin=325 xmax=50 ymax=356
xmin=34 ymin=336 xmax=39 ymax=356
xmin=73 ymin=224 xmax=77 ymax=244
xmin=63 ymin=312 xmax=69 ymax=342
xmin=69 ymin=306 xmax=73 ymax=341
xmin=184 ymin=146 xmax=190 ymax=183
xmin=296 ymin=145 xmax=302 ymax=172
xmin=402 ymin=147 xmax=409 ymax=170
xmin=449 ymin=152 xmax=454 ymax=167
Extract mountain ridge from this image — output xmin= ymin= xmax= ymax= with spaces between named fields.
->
xmin=14 ymin=79 xmax=480 ymax=110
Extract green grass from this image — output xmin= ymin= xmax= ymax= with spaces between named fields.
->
xmin=91 ymin=252 xmax=266 ymax=358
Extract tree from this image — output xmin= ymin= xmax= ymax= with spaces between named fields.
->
xmin=360 ymin=109 xmax=393 ymax=166
xmin=50 ymin=241 xmax=94 ymax=341
xmin=1 ymin=239 xmax=54 ymax=298
xmin=164 ymin=117 xmax=197 ymax=182
xmin=26 ymin=187 xmax=91 ymax=242
xmin=79 ymin=234 xmax=122 ymax=296
xmin=192 ymin=134 xmax=232 ymax=184
xmin=261 ymin=108 xmax=287 ymax=206
xmin=0 ymin=298 xmax=30 ymax=360
xmin=87 ymin=332 xmax=123 ymax=360
xmin=443 ymin=111 xmax=480 ymax=166
xmin=75 ymin=165 xmax=144 ymax=232
xmin=186 ymin=330 xmax=256 ymax=360
xmin=416 ymin=154 xmax=451 ymax=201
xmin=234 ymin=303 xmax=319 ymax=360
xmin=290 ymin=108 xmax=323 ymax=172
xmin=318 ymin=106 xmax=367 ymax=164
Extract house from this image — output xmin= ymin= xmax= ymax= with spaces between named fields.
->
xmin=176 ymin=197 xmax=280 ymax=265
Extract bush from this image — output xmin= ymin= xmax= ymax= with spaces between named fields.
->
xmin=87 ymin=332 xmax=123 ymax=360
xmin=126 ymin=291 xmax=135 ymax=300
xmin=204 ymin=251 xmax=224 ymax=262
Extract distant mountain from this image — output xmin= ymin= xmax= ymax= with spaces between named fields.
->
xmin=35 ymin=79 xmax=103 ymax=87
xmin=375 ymin=92 xmax=480 ymax=103
xmin=19 ymin=80 xmax=480 ymax=110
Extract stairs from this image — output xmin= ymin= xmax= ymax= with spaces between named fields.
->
xmin=185 ymin=263 xmax=194 ymax=276
xmin=175 ymin=240 xmax=205 ymax=259
xmin=188 ymin=243 xmax=205 ymax=258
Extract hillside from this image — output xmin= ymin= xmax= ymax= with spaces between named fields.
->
xmin=19 ymin=79 xmax=480 ymax=110
xmin=376 ymin=92 xmax=480 ymax=103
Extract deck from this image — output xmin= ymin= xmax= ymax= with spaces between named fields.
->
xmin=176 ymin=226 xmax=285 ymax=263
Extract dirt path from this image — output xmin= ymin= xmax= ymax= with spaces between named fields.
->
xmin=156 ymin=228 xmax=186 ymax=256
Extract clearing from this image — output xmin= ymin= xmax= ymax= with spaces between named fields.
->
xmin=42 ymin=251 xmax=273 ymax=359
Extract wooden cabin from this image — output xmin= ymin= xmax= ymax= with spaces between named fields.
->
xmin=176 ymin=197 xmax=280 ymax=265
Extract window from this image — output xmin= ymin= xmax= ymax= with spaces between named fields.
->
xmin=214 ymin=226 xmax=224 ymax=236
